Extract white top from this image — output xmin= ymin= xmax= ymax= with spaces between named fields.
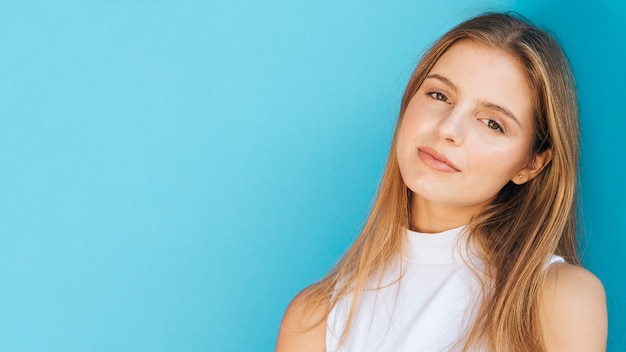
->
xmin=326 ymin=226 xmax=564 ymax=352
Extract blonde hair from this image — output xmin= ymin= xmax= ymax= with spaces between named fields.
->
xmin=303 ymin=12 xmax=580 ymax=351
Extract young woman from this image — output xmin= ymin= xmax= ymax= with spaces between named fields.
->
xmin=276 ymin=12 xmax=607 ymax=352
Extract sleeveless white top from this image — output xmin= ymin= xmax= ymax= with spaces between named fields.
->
xmin=326 ymin=226 xmax=564 ymax=352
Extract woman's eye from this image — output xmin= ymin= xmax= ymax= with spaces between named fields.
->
xmin=427 ymin=92 xmax=449 ymax=102
xmin=482 ymin=119 xmax=503 ymax=132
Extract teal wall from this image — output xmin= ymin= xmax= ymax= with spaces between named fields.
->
xmin=0 ymin=1 xmax=623 ymax=351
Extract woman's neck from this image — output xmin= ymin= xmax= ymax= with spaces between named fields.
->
xmin=410 ymin=194 xmax=487 ymax=233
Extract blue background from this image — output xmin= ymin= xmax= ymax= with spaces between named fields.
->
xmin=0 ymin=0 xmax=624 ymax=351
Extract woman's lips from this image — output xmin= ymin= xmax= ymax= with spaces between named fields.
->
xmin=417 ymin=147 xmax=460 ymax=173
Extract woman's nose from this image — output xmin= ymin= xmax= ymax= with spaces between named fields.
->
xmin=435 ymin=107 xmax=466 ymax=145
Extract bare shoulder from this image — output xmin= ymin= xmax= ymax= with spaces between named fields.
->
xmin=540 ymin=262 xmax=608 ymax=352
xmin=276 ymin=286 xmax=328 ymax=352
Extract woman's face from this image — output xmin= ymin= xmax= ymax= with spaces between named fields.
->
xmin=396 ymin=40 xmax=539 ymax=223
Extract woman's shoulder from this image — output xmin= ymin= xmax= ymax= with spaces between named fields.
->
xmin=276 ymin=286 xmax=328 ymax=352
xmin=540 ymin=262 xmax=607 ymax=351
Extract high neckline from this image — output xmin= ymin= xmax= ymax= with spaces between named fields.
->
xmin=405 ymin=225 xmax=467 ymax=265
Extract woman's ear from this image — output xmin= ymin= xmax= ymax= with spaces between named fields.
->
xmin=511 ymin=149 xmax=553 ymax=185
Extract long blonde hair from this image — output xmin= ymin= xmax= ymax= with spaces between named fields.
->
xmin=303 ymin=12 xmax=580 ymax=351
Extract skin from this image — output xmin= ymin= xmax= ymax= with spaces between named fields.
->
xmin=276 ymin=287 xmax=327 ymax=352
xmin=541 ymin=263 xmax=607 ymax=351
xmin=276 ymin=40 xmax=607 ymax=351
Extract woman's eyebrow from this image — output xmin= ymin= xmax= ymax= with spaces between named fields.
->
xmin=479 ymin=101 xmax=521 ymax=127
xmin=425 ymin=74 xmax=459 ymax=93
